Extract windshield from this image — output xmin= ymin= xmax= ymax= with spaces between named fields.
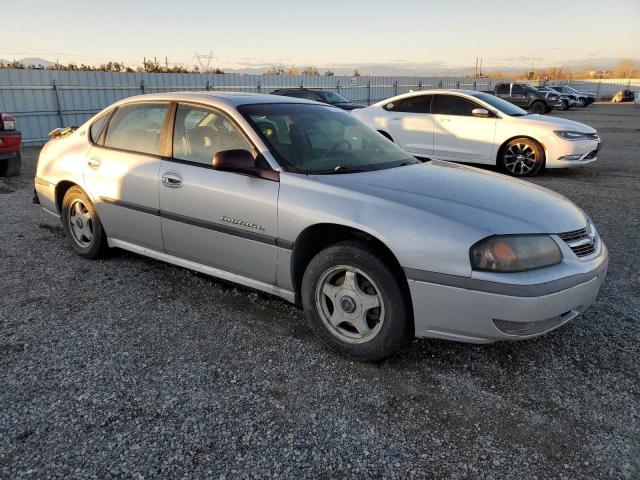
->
xmin=239 ymin=103 xmax=419 ymax=174
xmin=469 ymin=92 xmax=529 ymax=116
xmin=324 ymin=91 xmax=350 ymax=104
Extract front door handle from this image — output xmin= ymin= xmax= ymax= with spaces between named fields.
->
xmin=162 ymin=172 xmax=183 ymax=188
xmin=87 ymin=157 xmax=101 ymax=168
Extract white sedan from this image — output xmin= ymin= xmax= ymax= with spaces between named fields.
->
xmin=352 ymin=89 xmax=601 ymax=176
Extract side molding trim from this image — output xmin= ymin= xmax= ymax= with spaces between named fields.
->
xmin=107 ymin=237 xmax=296 ymax=303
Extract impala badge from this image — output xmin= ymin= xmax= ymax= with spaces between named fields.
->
xmin=220 ymin=216 xmax=265 ymax=231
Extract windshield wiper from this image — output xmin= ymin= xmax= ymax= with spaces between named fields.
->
xmin=334 ymin=165 xmax=365 ymax=174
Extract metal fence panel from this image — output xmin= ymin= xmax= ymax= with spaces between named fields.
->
xmin=1 ymin=69 xmax=639 ymax=144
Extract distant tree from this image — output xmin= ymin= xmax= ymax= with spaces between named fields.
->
xmin=301 ymin=66 xmax=320 ymax=76
xmin=353 ymin=69 xmax=361 ymax=77
xmin=286 ymin=67 xmax=300 ymax=76
xmin=324 ymin=70 xmax=335 ymax=76
xmin=612 ymin=58 xmax=637 ymax=78
xmin=263 ymin=66 xmax=286 ymax=76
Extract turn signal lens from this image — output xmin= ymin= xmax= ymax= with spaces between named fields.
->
xmin=471 ymin=235 xmax=562 ymax=272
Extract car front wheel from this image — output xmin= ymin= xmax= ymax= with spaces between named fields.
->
xmin=61 ymin=186 xmax=108 ymax=258
xmin=499 ymin=138 xmax=544 ymax=177
xmin=301 ymin=241 xmax=410 ymax=361
xmin=530 ymin=101 xmax=547 ymax=114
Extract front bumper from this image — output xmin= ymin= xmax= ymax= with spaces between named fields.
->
xmin=408 ymin=243 xmax=608 ymax=343
xmin=545 ymin=137 xmax=601 ymax=168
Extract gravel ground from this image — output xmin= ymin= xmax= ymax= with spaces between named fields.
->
xmin=1 ymin=103 xmax=638 ymax=479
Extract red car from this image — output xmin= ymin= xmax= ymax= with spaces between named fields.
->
xmin=0 ymin=113 xmax=21 ymax=176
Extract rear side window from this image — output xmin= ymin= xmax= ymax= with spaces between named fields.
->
xmin=385 ymin=95 xmax=432 ymax=113
xmin=104 ymin=103 xmax=168 ymax=155
xmin=90 ymin=111 xmax=110 ymax=143
xmin=432 ymin=95 xmax=480 ymax=116
xmin=495 ymin=84 xmax=509 ymax=95
xmin=512 ymin=85 xmax=526 ymax=95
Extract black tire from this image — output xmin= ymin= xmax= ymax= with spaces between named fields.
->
xmin=577 ymin=97 xmax=587 ymax=108
xmin=0 ymin=151 xmax=21 ymax=177
xmin=530 ymin=101 xmax=546 ymax=114
xmin=544 ymin=105 xmax=554 ymax=114
xmin=559 ymin=100 xmax=570 ymax=111
xmin=301 ymin=241 xmax=410 ymax=361
xmin=499 ymin=137 xmax=545 ymax=177
xmin=61 ymin=186 xmax=108 ymax=259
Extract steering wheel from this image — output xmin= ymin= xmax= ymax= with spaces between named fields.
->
xmin=323 ymin=139 xmax=352 ymax=158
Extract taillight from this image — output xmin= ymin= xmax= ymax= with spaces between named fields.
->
xmin=1 ymin=114 xmax=16 ymax=131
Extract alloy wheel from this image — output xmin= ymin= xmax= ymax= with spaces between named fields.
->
xmin=503 ymin=143 xmax=538 ymax=176
xmin=68 ymin=199 xmax=94 ymax=247
xmin=315 ymin=265 xmax=385 ymax=344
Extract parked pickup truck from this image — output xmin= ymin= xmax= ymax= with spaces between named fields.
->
xmin=0 ymin=113 xmax=21 ymax=177
xmin=484 ymin=83 xmax=557 ymax=114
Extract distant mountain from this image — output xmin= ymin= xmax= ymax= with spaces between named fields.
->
xmin=0 ymin=57 xmax=55 ymax=68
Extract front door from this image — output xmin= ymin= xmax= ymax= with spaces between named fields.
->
xmin=158 ymin=103 xmax=279 ymax=284
xmin=431 ymin=94 xmax=497 ymax=163
xmin=84 ymin=102 xmax=169 ymax=251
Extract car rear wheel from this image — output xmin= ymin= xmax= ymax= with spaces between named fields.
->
xmin=559 ymin=100 xmax=570 ymax=111
xmin=499 ymin=138 xmax=544 ymax=177
xmin=61 ymin=186 xmax=108 ymax=259
xmin=577 ymin=97 xmax=587 ymax=108
xmin=301 ymin=241 xmax=410 ymax=361
xmin=0 ymin=151 xmax=21 ymax=177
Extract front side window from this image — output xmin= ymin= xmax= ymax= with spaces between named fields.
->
xmin=431 ymin=95 xmax=480 ymax=116
xmin=239 ymin=103 xmax=418 ymax=175
xmin=172 ymin=104 xmax=253 ymax=165
xmin=495 ymin=84 xmax=509 ymax=95
xmin=302 ymin=91 xmax=324 ymax=102
xmin=104 ymin=103 xmax=168 ymax=155
xmin=468 ymin=92 xmax=528 ymax=116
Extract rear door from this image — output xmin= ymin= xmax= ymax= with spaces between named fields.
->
xmin=158 ymin=102 xmax=279 ymax=284
xmin=384 ymin=95 xmax=433 ymax=157
xmin=84 ymin=102 xmax=169 ymax=251
xmin=510 ymin=84 xmax=529 ymax=108
xmin=431 ymin=94 xmax=496 ymax=163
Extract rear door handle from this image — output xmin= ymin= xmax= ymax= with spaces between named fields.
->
xmin=87 ymin=158 xmax=101 ymax=168
xmin=162 ymin=172 xmax=183 ymax=187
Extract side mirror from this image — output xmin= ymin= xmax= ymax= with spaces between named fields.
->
xmin=471 ymin=108 xmax=490 ymax=118
xmin=212 ymin=149 xmax=279 ymax=181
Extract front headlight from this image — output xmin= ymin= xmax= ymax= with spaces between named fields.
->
xmin=470 ymin=235 xmax=562 ymax=273
xmin=554 ymin=130 xmax=590 ymax=140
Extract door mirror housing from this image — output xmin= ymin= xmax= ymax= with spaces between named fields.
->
xmin=471 ymin=108 xmax=491 ymax=118
xmin=212 ymin=149 xmax=279 ymax=181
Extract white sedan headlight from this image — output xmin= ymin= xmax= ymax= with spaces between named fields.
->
xmin=554 ymin=130 xmax=591 ymax=140
xmin=471 ymin=235 xmax=562 ymax=272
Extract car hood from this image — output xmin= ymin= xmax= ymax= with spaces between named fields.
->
xmin=512 ymin=114 xmax=597 ymax=133
xmin=311 ymin=161 xmax=588 ymax=235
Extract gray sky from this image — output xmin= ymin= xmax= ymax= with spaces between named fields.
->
xmin=2 ymin=0 xmax=639 ymax=72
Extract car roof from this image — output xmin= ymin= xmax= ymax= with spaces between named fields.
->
xmin=110 ymin=91 xmax=320 ymax=109
xmin=373 ymin=89 xmax=489 ymax=105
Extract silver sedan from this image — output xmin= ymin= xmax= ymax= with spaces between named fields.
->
xmin=35 ymin=92 xmax=608 ymax=360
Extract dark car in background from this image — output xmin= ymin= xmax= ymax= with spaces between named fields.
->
xmin=536 ymin=86 xmax=574 ymax=110
xmin=485 ymin=83 xmax=556 ymax=114
xmin=270 ymin=88 xmax=366 ymax=111
xmin=0 ymin=113 xmax=21 ymax=177
xmin=549 ymin=85 xmax=596 ymax=107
